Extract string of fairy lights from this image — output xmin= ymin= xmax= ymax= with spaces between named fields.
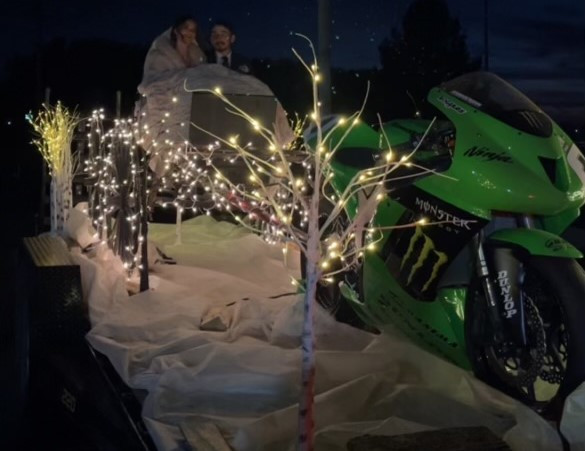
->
xmin=82 ymin=110 xmax=144 ymax=272
xmin=27 ymin=102 xmax=79 ymax=234
xmin=29 ymin=37 xmax=446 ymax=286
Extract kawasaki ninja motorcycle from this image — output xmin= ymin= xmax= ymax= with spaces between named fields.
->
xmin=315 ymin=71 xmax=585 ymax=418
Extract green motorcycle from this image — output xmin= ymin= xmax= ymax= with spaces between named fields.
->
xmin=317 ymin=71 xmax=585 ymax=418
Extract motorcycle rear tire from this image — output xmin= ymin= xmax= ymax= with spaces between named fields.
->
xmin=466 ymin=255 xmax=585 ymax=420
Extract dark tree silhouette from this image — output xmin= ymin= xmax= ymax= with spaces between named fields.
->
xmin=0 ymin=38 xmax=147 ymax=236
xmin=252 ymin=58 xmax=378 ymax=124
xmin=377 ymin=0 xmax=480 ymax=120
xmin=330 ymin=68 xmax=378 ymax=123
xmin=251 ymin=58 xmax=313 ymax=117
xmin=0 ymin=38 xmax=147 ymax=120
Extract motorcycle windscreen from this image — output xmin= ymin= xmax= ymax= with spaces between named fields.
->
xmin=441 ymin=72 xmax=553 ymax=138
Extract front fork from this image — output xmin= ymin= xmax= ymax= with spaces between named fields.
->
xmin=473 ymin=228 xmax=528 ymax=346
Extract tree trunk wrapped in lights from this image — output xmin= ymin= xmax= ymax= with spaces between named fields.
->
xmin=28 ymin=102 xmax=79 ymax=235
xmin=82 ymin=114 xmax=147 ymax=278
xmin=84 ymin=109 xmax=108 ymax=238
xmin=109 ymin=129 xmax=138 ymax=266
xmin=186 ymin=35 xmax=447 ymax=450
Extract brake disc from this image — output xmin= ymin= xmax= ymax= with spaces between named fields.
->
xmin=488 ymin=295 xmax=547 ymax=392
xmin=539 ymin=322 xmax=567 ymax=385
xmin=517 ymin=296 xmax=547 ymax=388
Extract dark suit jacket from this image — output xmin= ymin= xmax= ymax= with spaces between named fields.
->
xmin=207 ymin=51 xmax=253 ymax=75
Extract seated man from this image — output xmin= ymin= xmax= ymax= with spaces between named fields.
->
xmin=206 ymin=21 xmax=252 ymax=75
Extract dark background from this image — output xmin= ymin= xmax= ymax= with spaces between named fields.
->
xmin=1 ymin=1 xmax=582 ymax=118
xmin=0 ymin=1 xmax=582 ymax=448
xmin=0 ymin=0 xmax=583 ymax=238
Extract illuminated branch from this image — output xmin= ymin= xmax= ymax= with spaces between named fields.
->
xmin=120 ymin=35 xmax=464 ymax=451
xmin=28 ymin=102 xmax=79 ymax=177
xmin=28 ymin=102 xmax=80 ymax=234
xmin=81 ymin=113 xmax=150 ymax=276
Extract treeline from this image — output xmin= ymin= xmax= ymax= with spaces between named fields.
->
xmin=0 ymin=0 xmax=480 ymax=237
xmin=0 ymin=0 xmax=479 ymax=124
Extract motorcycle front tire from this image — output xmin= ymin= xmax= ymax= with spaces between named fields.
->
xmin=466 ymin=255 xmax=585 ymax=420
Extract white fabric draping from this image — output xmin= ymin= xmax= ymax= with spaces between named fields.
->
xmin=61 ymin=215 xmax=584 ymax=450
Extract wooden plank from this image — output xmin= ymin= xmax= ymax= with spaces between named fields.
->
xmin=23 ymin=235 xmax=75 ymax=267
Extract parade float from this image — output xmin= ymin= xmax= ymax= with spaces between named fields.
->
xmin=20 ymin=47 xmax=585 ymax=450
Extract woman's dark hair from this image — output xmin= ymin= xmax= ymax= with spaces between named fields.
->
xmin=170 ymin=15 xmax=198 ymax=48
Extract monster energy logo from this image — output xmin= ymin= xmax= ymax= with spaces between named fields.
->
xmin=415 ymin=197 xmax=473 ymax=230
xmin=400 ymin=226 xmax=449 ymax=292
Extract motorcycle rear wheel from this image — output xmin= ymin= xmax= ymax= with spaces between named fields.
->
xmin=466 ymin=255 xmax=585 ymax=420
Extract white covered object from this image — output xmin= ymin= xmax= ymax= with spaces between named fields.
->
xmin=71 ymin=242 xmax=129 ymax=326
xmin=64 ymin=202 xmax=98 ymax=249
xmin=80 ymin=216 xmax=581 ymax=450
xmin=136 ymin=65 xmax=290 ymax=178
xmin=561 ymin=382 xmax=585 ymax=450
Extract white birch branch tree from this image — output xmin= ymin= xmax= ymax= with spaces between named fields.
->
xmin=27 ymin=102 xmax=79 ymax=235
xmin=187 ymin=35 xmax=453 ymax=450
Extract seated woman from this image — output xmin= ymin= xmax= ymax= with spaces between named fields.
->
xmin=141 ymin=16 xmax=206 ymax=86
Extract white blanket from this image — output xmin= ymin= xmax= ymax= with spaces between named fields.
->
xmin=73 ymin=216 xmax=584 ymax=451
xmin=136 ymin=65 xmax=288 ymax=178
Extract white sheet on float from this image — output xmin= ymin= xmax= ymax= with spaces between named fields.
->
xmin=72 ymin=215 xmax=580 ymax=451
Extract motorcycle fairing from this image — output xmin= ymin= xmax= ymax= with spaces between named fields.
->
xmin=487 ymin=228 xmax=583 ymax=259
xmin=326 ymin=72 xmax=585 ymax=373
xmin=419 ymin=79 xmax=585 ymax=219
xmin=379 ymin=185 xmax=488 ymax=301
xmin=355 ymin=251 xmax=471 ymax=368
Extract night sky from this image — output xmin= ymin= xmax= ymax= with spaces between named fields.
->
xmin=1 ymin=0 xmax=583 ymax=126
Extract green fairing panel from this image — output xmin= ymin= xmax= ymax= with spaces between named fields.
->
xmin=327 ymin=162 xmax=359 ymax=217
xmin=542 ymin=207 xmax=581 ymax=236
xmin=327 ymin=121 xmax=380 ymax=149
xmin=416 ymin=89 xmax=585 ymax=219
xmin=340 ymin=184 xmax=471 ymax=368
xmin=327 ymin=121 xmax=381 ymax=217
xmin=541 ymin=125 xmax=585 ymax=234
xmin=436 ymin=286 xmax=468 ymax=366
xmin=354 ymin=253 xmax=470 ymax=368
xmin=308 ymin=119 xmax=380 ymax=196
xmin=379 ymin=120 xmax=433 ymax=148
xmin=488 ymin=228 xmax=583 ymax=258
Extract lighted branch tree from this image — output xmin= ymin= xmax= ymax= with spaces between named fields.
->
xmin=151 ymin=140 xmax=218 ymax=244
xmin=189 ymin=35 xmax=449 ymax=450
xmin=27 ymin=102 xmax=79 ymax=234
xmin=28 ymin=104 xmax=148 ymax=278
xmin=81 ymin=104 xmax=220 ymax=282
xmin=82 ymin=104 xmax=218 ymax=272
xmin=82 ymin=111 xmax=149 ymax=279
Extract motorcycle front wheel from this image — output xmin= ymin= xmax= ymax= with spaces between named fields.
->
xmin=466 ymin=255 xmax=585 ymax=420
